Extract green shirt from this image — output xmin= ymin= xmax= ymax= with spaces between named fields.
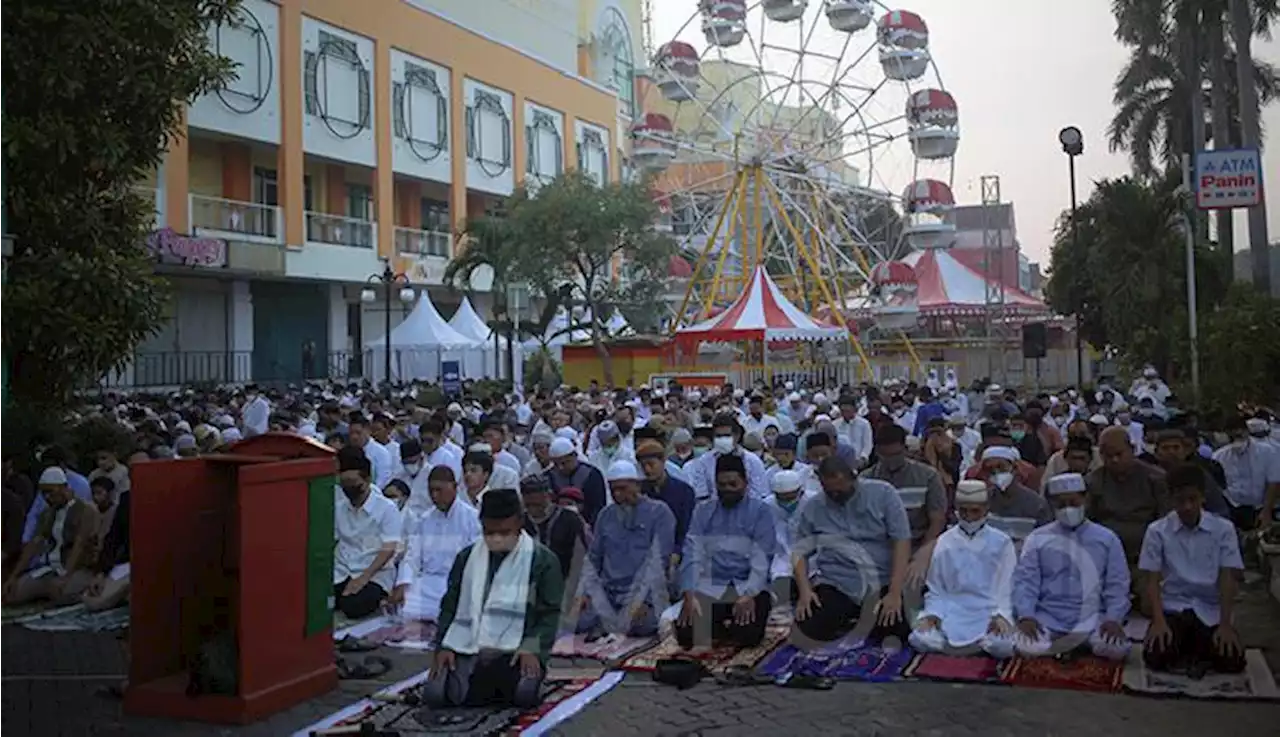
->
xmin=433 ymin=541 xmax=565 ymax=663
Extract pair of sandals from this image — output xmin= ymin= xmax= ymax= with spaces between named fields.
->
xmin=717 ymin=665 xmax=835 ymax=691
xmin=335 ymin=635 xmax=392 ymax=680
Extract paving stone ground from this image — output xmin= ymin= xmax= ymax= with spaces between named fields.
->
xmin=3 ymin=579 xmax=1279 ymax=736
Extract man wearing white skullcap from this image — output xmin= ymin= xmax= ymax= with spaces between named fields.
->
xmin=574 ymin=460 xmax=676 ymax=638
xmin=980 ymin=446 xmax=1053 ymax=529
xmin=1011 ymin=472 xmax=1132 ymax=661
xmin=3 ymin=468 xmax=100 ymax=606
xmin=545 ymin=435 xmax=608 ymax=524
xmin=910 ymin=479 xmax=1018 ymax=659
xmin=763 ymin=469 xmax=815 ymax=581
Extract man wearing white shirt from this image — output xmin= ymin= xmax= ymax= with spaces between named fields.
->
xmin=742 ymin=395 xmax=781 ymax=439
xmin=334 ymin=447 xmax=402 ymax=618
xmin=764 ymin=434 xmax=821 ymax=495
xmin=419 ymin=419 xmax=464 ymax=485
xmin=479 ymin=420 xmax=523 ymax=474
xmin=586 ymin=407 xmax=637 ymax=456
xmin=349 ymin=414 xmax=394 ymax=489
xmin=371 ymin=413 xmax=403 ymax=478
xmin=389 ymin=466 xmax=482 ymax=622
xmin=763 ymin=469 xmax=816 ymax=582
xmin=1212 ymin=416 xmax=1280 ymax=532
xmin=445 ymin=403 xmax=467 ymax=448
xmin=240 ymin=384 xmax=270 ymax=438
xmin=393 ymin=439 xmax=433 ymax=510
xmin=686 ymin=413 xmax=768 ymax=501
xmin=833 ymin=395 xmax=873 ymax=467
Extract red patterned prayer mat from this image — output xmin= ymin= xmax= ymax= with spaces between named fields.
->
xmin=619 ymin=625 xmax=789 ymax=672
xmin=901 ymin=653 xmax=1010 ymax=683
xmin=1001 ymin=654 xmax=1124 ymax=694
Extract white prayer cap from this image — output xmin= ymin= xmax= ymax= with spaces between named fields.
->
xmin=787 ymin=392 xmax=801 ymax=403
xmin=954 ymin=480 xmax=988 ymax=504
xmin=814 ymin=413 xmax=831 ymax=423
xmin=447 ymin=402 xmax=463 ymax=414
xmin=175 ymin=420 xmax=192 ymax=433
xmin=771 ymin=469 xmax=803 ymax=493
xmin=468 ymin=442 xmax=492 ymax=455
xmin=986 ymin=384 xmax=1003 ymax=395
xmin=1049 ymin=396 xmax=1060 ymax=406
xmin=213 ymin=414 xmax=236 ymax=429
xmin=1046 ymin=472 xmax=1087 ymax=496
xmin=689 ymin=390 xmax=702 ymax=401
xmin=1088 ymin=413 xmax=1110 ymax=426
xmin=1143 ymin=366 xmax=1158 ymax=378
xmin=733 ymin=388 xmax=745 ymax=399
xmin=221 ymin=427 xmax=243 ymax=444
xmin=947 ymin=413 xmax=967 ymax=425
xmin=606 ymin=460 xmax=642 ymax=482
xmin=813 ymin=392 xmax=829 ymax=405
xmin=548 ymin=437 xmax=576 ymax=459
xmin=554 ymin=427 xmax=577 ymax=441
xmin=784 ymin=381 xmax=795 ymax=391
xmin=981 ymin=446 xmax=1019 ymax=463
xmin=1246 ymin=418 xmax=1269 ymax=434
xmin=38 ymin=467 xmax=68 ymax=486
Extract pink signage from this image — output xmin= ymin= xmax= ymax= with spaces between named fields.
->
xmin=146 ymin=228 xmax=226 ymax=267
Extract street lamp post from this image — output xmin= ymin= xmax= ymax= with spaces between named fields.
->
xmin=1058 ymin=126 xmax=1085 ymax=387
xmin=361 ymin=259 xmax=414 ymax=385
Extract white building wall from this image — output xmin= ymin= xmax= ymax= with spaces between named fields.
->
xmin=188 ymin=0 xmax=282 ymax=143
xmin=464 ymin=79 xmax=515 ymax=196
xmin=402 ymin=0 xmax=579 ymax=74
xmin=389 ymin=49 xmax=453 ymax=183
xmin=301 ymin=17 xmax=377 ymax=166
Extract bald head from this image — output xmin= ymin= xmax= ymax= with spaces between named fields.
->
xmin=1098 ymin=426 xmax=1134 ymax=476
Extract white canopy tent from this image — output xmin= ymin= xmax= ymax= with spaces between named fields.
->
xmin=365 ymin=292 xmax=485 ymax=383
xmin=447 ymin=296 xmax=519 ymax=382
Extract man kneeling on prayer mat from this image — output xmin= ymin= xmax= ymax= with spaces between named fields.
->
xmin=389 ymin=466 xmax=482 ymax=622
xmin=675 ymin=453 xmax=776 ymax=649
xmin=575 ymin=460 xmax=676 ymax=638
xmin=1012 ymin=472 xmax=1131 ymax=660
xmin=426 ymin=488 xmax=564 ymax=709
xmin=909 ymin=480 xmax=1018 ymax=658
xmin=1138 ymin=464 xmax=1246 ymax=676
xmin=791 ymin=456 xmax=912 ymax=645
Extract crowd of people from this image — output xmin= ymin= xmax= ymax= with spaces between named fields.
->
xmin=2 ymin=368 xmax=1278 ymax=707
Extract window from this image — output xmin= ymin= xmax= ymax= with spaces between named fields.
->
xmin=419 ymin=198 xmax=451 ymax=257
xmin=595 ymin=9 xmax=635 ymax=118
xmin=304 ymin=31 xmax=371 ymax=138
xmin=466 ymin=89 xmax=512 ymax=176
xmin=346 ymin=184 xmax=373 ymax=221
xmin=253 ymin=169 xmax=312 ymax=211
xmin=393 ymin=62 xmax=448 ymax=162
xmin=525 ymin=110 xmax=563 ymax=180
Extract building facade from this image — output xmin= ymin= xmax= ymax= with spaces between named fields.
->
xmin=128 ymin=0 xmax=643 ymax=387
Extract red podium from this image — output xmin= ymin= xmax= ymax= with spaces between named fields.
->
xmin=124 ymin=433 xmax=339 ymax=724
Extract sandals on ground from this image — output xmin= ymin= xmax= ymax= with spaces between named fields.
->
xmin=713 ymin=665 xmax=775 ymax=687
xmin=336 ymin=635 xmax=380 ymax=653
xmin=336 ymin=655 xmax=393 ymax=680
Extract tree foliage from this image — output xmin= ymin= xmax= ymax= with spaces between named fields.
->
xmin=2 ymin=0 xmax=238 ymax=410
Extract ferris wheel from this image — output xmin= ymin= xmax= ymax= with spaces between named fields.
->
xmin=634 ymin=1 xmax=961 ymax=340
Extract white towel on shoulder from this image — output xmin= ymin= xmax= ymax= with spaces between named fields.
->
xmin=441 ymin=532 xmax=534 ymax=654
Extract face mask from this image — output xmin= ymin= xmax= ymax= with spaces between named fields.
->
xmin=777 ymin=496 xmax=800 ymax=513
xmin=693 ymin=446 xmax=709 ymax=457
xmin=603 ymin=445 xmax=618 ymax=457
xmin=1056 ymin=505 xmax=1086 ymax=528
xmin=484 ymin=532 xmax=519 ymax=552
xmin=881 ymin=454 xmax=907 ymax=472
xmin=403 ymin=462 xmax=422 ymax=476
xmin=992 ymin=472 xmax=1014 ymax=491
xmin=958 ymin=516 xmax=987 ymax=535
xmin=1010 ymin=430 xmax=1026 ymax=442
xmin=713 ymin=436 xmax=735 ymax=454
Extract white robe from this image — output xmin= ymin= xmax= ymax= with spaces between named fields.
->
xmin=396 ymin=500 xmax=482 ymax=621
xmin=910 ymin=524 xmax=1017 ymax=657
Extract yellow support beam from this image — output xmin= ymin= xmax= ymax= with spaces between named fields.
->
xmin=670 ymin=168 xmax=744 ymax=336
xmin=762 ymin=177 xmax=875 ymax=378
xmin=703 ymin=170 xmax=750 ymax=318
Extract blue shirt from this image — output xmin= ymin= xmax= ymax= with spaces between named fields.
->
xmin=647 ymin=475 xmax=697 ymax=555
xmin=1013 ymin=520 xmax=1130 ymax=633
xmin=579 ymin=497 xmax=675 ymax=603
xmin=23 ymin=469 xmax=92 ymax=544
xmin=912 ymin=401 xmax=948 ymax=436
xmin=680 ymin=496 xmax=775 ymax=599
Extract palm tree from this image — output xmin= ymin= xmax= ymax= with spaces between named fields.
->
xmin=445 ymin=215 xmax=520 ymax=380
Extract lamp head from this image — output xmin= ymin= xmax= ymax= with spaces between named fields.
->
xmin=1059 ymin=126 xmax=1084 ymax=156
xmin=360 ymin=288 xmax=376 ymax=304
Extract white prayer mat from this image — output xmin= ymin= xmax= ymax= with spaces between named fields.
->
xmin=1123 ymin=647 xmax=1280 ymax=701
xmin=334 ymin=612 xmax=393 ymax=640
xmin=21 ymin=606 xmax=128 ymax=633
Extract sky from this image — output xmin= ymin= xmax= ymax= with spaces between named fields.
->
xmin=649 ymin=0 xmax=1279 ymax=264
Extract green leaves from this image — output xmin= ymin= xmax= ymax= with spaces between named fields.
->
xmin=3 ymin=1 xmax=239 ymax=411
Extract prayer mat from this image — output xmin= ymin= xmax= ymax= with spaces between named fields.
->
xmin=1122 ymin=647 xmax=1280 ymax=701
xmin=552 ymin=632 xmax=657 ymax=662
xmin=901 ymin=653 xmax=1010 ymax=683
xmin=756 ymin=635 xmax=914 ymax=682
xmin=21 ymin=605 xmax=129 ymax=633
xmin=2 ymin=602 xmax=81 ymax=624
xmin=294 ymin=673 xmax=623 ymax=737
xmin=1001 ymin=654 xmax=1124 ymax=694
xmin=358 ymin=620 xmax=438 ymax=650
xmin=334 ymin=612 xmax=393 ymax=640
xmin=620 ymin=624 xmax=789 ymax=673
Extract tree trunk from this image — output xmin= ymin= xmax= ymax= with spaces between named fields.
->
xmin=589 ymin=315 xmax=615 ymax=386
xmin=1229 ymin=0 xmax=1274 ymax=294
xmin=1206 ymin=9 xmax=1236 ymax=279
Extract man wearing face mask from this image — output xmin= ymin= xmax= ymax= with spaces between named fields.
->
xmin=865 ymin=424 xmax=948 ymax=588
xmin=1212 ymin=416 xmax=1280 ymax=533
xmin=980 ymin=447 xmax=1053 ymax=530
xmin=791 ymin=456 xmax=911 ymax=645
xmin=1012 ymin=473 xmax=1131 ymax=661
xmin=765 ymin=434 xmax=820 ymax=495
xmin=1009 ymin=412 xmax=1048 ymax=468
xmin=763 ymin=469 xmax=815 ymax=584
xmin=675 ymin=454 xmax=776 ymax=649
xmin=392 ymin=439 xmax=433 ymax=511
xmin=586 ymin=407 xmax=637 ymax=456
xmin=669 ymin=428 xmax=696 ymax=468
xmin=585 ymin=421 xmax=636 ymax=476
xmin=909 ymin=480 xmax=1017 ymax=659
xmin=333 ymin=447 xmax=402 ymax=619
xmin=685 ymin=414 xmax=768 ymax=503
xmin=426 ymin=488 xmax=563 ymax=710
xmin=574 ymin=461 xmax=675 ymax=639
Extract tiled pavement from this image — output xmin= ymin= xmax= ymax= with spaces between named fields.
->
xmin=4 ymin=581 xmax=1280 ymax=737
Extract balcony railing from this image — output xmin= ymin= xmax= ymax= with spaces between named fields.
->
xmin=305 ymin=212 xmax=375 ymax=248
xmin=190 ymin=194 xmax=282 ymax=243
xmin=394 ymin=227 xmax=451 ymax=258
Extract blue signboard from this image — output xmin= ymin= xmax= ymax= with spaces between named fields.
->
xmin=441 ymin=360 xmax=461 ymax=396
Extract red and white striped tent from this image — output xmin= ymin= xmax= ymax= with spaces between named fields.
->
xmin=674 ymin=266 xmax=847 ymax=348
xmin=900 ymin=249 xmax=1046 ymax=316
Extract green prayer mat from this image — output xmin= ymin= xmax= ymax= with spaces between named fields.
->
xmin=305 ymin=475 xmax=336 ymax=637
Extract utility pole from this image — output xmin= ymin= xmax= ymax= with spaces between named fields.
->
xmin=1229 ymin=0 xmax=1273 ymax=294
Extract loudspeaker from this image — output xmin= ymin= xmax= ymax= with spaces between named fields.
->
xmin=1022 ymin=322 xmax=1048 ymax=359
